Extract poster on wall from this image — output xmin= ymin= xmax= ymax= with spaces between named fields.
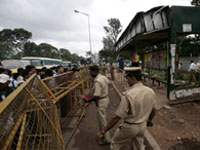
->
xmin=144 ymin=50 xmax=167 ymax=70
xmin=160 ymin=50 xmax=167 ymax=69
xmin=144 ymin=53 xmax=152 ymax=68
xmin=152 ymin=51 xmax=160 ymax=69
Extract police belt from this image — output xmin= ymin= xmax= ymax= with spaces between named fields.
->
xmin=124 ymin=121 xmax=138 ymax=125
xmin=100 ymin=95 xmax=108 ymax=99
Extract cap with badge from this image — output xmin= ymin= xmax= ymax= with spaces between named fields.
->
xmin=0 ymin=74 xmax=10 ymax=83
xmin=124 ymin=67 xmax=142 ymax=77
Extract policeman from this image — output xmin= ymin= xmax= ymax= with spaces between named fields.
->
xmin=110 ymin=62 xmax=115 ymax=80
xmin=96 ymin=66 xmax=156 ymax=150
xmin=84 ymin=65 xmax=111 ymax=145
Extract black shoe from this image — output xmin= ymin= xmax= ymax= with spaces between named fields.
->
xmin=98 ymin=141 xmax=111 ymax=146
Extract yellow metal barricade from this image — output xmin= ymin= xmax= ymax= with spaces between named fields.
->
xmin=0 ymin=74 xmax=64 ymax=150
xmin=41 ymin=67 xmax=92 ymax=149
xmin=0 ymin=67 xmax=92 ymax=149
xmin=41 ymin=67 xmax=92 ymax=104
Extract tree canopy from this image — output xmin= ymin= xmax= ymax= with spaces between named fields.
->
xmin=60 ymin=48 xmax=73 ymax=61
xmin=177 ymin=36 xmax=200 ymax=57
xmin=0 ymin=28 xmax=32 ymax=59
xmin=0 ymin=28 xmax=84 ymax=63
xmin=99 ymin=18 xmax=123 ymax=62
xmin=103 ymin=18 xmax=122 ymax=44
xmin=0 ymin=28 xmax=31 ymax=42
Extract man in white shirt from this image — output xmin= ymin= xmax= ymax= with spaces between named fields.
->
xmin=188 ymin=60 xmax=198 ymax=84
xmin=0 ymin=72 xmax=10 ymax=101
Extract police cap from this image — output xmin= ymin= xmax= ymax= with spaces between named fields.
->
xmin=124 ymin=67 xmax=141 ymax=77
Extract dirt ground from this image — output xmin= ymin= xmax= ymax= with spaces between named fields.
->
xmin=66 ymin=71 xmax=200 ymax=150
xmin=113 ymin=71 xmax=200 ymax=150
xmin=147 ymin=82 xmax=200 ymax=150
xmin=67 ymin=86 xmax=123 ymax=150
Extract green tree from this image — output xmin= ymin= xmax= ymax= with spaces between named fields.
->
xmin=37 ymin=43 xmax=59 ymax=58
xmin=99 ymin=18 xmax=122 ymax=62
xmin=79 ymin=56 xmax=86 ymax=64
xmin=0 ymin=28 xmax=32 ymax=59
xmin=177 ymin=36 xmax=200 ymax=57
xmin=0 ymin=29 xmax=14 ymax=42
xmin=103 ymin=18 xmax=122 ymax=43
xmin=13 ymin=28 xmax=32 ymax=43
xmin=99 ymin=37 xmax=115 ymax=62
xmin=59 ymin=48 xmax=72 ymax=61
xmin=69 ymin=53 xmax=85 ymax=64
xmin=0 ymin=42 xmax=14 ymax=59
xmin=71 ymin=53 xmax=79 ymax=63
xmin=191 ymin=0 xmax=200 ymax=6
xmin=23 ymin=41 xmax=38 ymax=56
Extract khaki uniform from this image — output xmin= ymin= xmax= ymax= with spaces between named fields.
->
xmin=111 ymin=82 xmax=156 ymax=150
xmin=93 ymin=74 xmax=111 ymax=142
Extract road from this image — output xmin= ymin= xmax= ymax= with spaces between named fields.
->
xmin=64 ymin=79 xmax=157 ymax=150
xmin=66 ymin=84 xmax=136 ymax=150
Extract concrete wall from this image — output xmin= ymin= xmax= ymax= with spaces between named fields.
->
xmin=179 ymin=56 xmax=200 ymax=71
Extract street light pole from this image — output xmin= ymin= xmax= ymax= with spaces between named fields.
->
xmin=74 ymin=10 xmax=92 ymax=56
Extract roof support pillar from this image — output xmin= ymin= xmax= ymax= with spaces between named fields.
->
xmin=167 ymin=30 xmax=176 ymax=99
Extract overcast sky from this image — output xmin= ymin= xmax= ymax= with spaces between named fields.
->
xmin=0 ymin=0 xmax=191 ymax=57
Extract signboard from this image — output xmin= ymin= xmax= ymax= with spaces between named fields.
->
xmin=183 ymin=24 xmax=192 ymax=32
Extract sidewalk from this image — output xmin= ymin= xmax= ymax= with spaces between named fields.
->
xmin=66 ymin=83 xmax=123 ymax=150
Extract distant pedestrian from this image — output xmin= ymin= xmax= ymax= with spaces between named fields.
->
xmin=110 ymin=62 xmax=115 ymax=80
xmin=20 ymin=69 xmax=33 ymax=84
xmin=0 ymin=71 xmax=10 ymax=101
xmin=56 ymin=66 xmax=64 ymax=75
xmin=45 ymin=69 xmax=54 ymax=78
xmin=178 ymin=62 xmax=182 ymax=70
xmin=26 ymin=65 xmax=36 ymax=74
xmin=102 ymin=64 xmax=107 ymax=75
xmin=0 ymin=60 xmax=3 ymax=68
xmin=16 ymin=68 xmax=24 ymax=86
xmin=118 ymin=58 xmax=124 ymax=72
xmin=188 ymin=60 xmax=198 ymax=84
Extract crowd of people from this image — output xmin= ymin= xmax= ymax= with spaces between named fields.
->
xmin=0 ymin=65 xmax=79 ymax=102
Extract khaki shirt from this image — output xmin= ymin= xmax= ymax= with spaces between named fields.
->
xmin=93 ymin=74 xmax=110 ymax=108
xmin=116 ymin=82 xmax=156 ymax=124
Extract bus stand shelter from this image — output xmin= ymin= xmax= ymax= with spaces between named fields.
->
xmin=115 ymin=5 xmax=200 ymax=104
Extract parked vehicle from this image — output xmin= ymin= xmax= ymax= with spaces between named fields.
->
xmin=21 ymin=57 xmax=63 ymax=69
xmin=2 ymin=59 xmax=30 ymax=73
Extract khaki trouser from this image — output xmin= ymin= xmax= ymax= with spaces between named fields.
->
xmin=189 ymin=70 xmax=198 ymax=84
xmin=111 ymin=122 xmax=146 ymax=150
xmin=96 ymin=107 xmax=111 ymax=143
xmin=110 ymin=70 xmax=115 ymax=80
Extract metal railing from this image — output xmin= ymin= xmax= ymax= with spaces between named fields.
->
xmin=0 ymin=74 xmax=64 ymax=150
xmin=0 ymin=66 xmax=92 ymax=150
